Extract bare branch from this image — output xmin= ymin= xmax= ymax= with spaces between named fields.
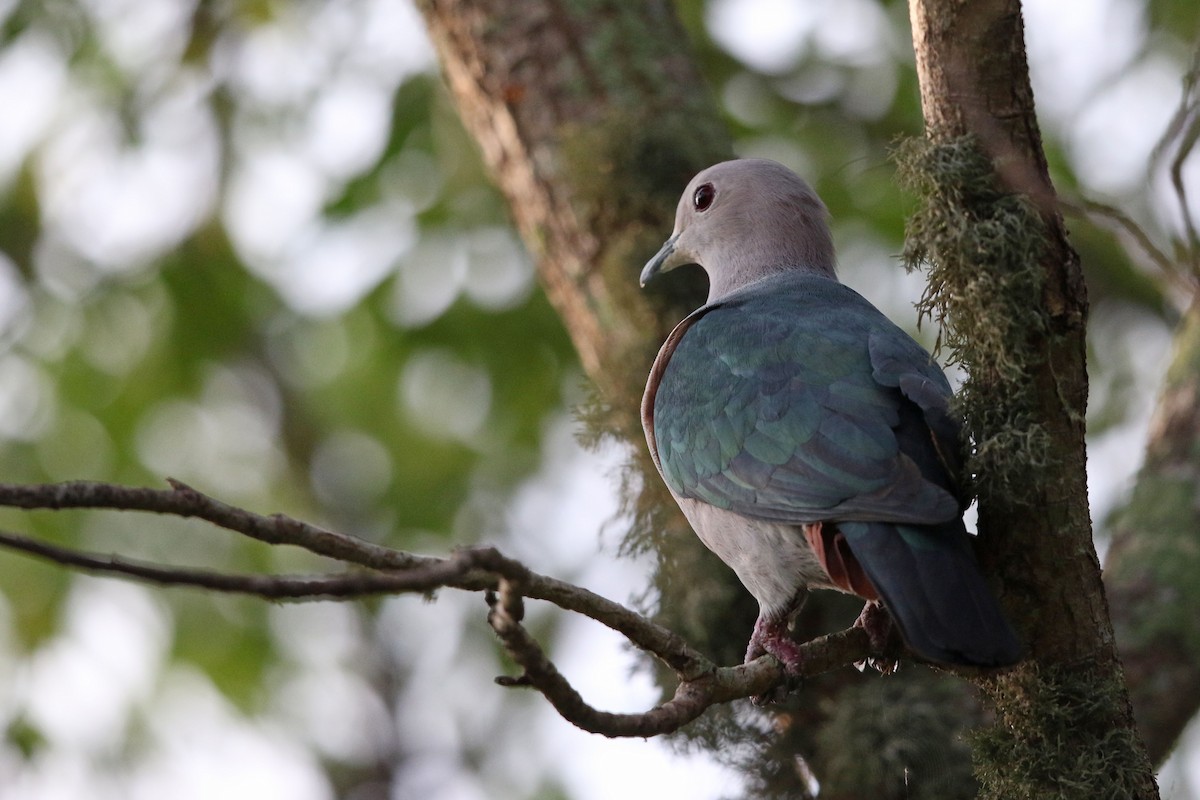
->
xmin=0 ymin=479 xmax=428 ymax=571
xmin=0 ymin=479 xmax=713 ymax=671
xmin=1149 ymin=44 xmax=1200 ymax=276
xmin=0 ymin=527 xmax=475 ymax=599
xmin=485 ymin=568 xmax=877 ymax=738
xmin=0 ymin=479 xmax=892 ymax=734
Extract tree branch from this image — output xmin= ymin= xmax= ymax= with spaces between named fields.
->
xmin=1150 ymin=45 xmax=1200 ymax=274
xmin=0 ymin=478 xmax=882 ymax=737
xmin=489 ymin=569 xmax=871 ymax=738
xmin=0 ymin=527 xmax=462 ymax=598
xmin=0 ymin=479 xmax=430 ymax=571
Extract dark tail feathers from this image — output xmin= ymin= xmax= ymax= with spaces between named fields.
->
xmin=839 ymin=520 xmax=1021 ymax=667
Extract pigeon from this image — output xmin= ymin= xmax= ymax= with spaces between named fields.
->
xmin=639 ymin=158 xmax=1021 ymax=675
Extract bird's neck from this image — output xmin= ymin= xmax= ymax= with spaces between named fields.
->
xmin=705 ymin=257 xmax=838 ymax=303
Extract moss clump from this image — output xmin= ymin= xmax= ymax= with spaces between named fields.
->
xmin=894 ymin=135 xmax=1052 ymax=503
xmin=973 ymin=665 xmax=1154 ymax=799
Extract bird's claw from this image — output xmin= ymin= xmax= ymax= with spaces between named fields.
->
xmin=854 ymin=600 xmax=900 ymax=674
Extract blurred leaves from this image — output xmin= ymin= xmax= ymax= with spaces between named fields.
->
xmin=0 ymin=0 xmax=576 ymax=794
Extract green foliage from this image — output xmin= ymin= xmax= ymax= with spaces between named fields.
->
xmin=0 ymin=538 xmax=70 ymax=648
xmin=172 ymin=593 xmax=276 ymax=707
xmin=4 ymin=714 xmax=46 ymax=759
xmin=1147 ymin=0 xmax=1200 ymax=42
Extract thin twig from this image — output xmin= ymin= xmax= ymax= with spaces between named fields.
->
xmin=0 ymin=528 xmax=469 ymax=598
xmin=1149 ymin=44 xmax=1200 ymax=276
xmin=1060 ymin=197 xmax=1200 ymax=303
xmin=0 ymin=480 xmax=429 ymax=571
xmin=1060 ymin=198 xmax=1180 ymax=280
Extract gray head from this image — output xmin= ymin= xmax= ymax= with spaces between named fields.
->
xmin=640 ymin=159 xmax=837 ymax=302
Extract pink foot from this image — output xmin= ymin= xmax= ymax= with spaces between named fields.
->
xmin=745 ymin=615 xmax=805 ymax=704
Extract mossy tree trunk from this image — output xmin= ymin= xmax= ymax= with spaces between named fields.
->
xmin=417 ymin=0 xmax=1187 ymax=796
xmin=905 ymin=0 xmax=1158 ymax=796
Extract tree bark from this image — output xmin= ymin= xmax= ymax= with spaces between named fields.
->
xmin=907 ymin=0 xmax=1158 ymax=796
xmin=415 ymin=0 xmax=726 ymax=385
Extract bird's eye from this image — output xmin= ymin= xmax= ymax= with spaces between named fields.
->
xmin=693 ymin=183 xmax=716 ymax=212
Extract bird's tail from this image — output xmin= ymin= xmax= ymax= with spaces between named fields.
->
xmin=838 ymin=520 xmax=1021 ymax=667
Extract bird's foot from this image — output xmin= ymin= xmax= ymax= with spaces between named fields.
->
xmin=853 ymin=600 xmax=899 ymax=674
xmin=746 ymin=615 xmax=805 ymax=704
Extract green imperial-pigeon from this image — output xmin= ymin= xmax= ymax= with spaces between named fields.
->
xmin=640 ymin=159 xmax=1021 ymax=674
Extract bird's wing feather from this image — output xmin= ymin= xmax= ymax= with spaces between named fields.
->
xmin=649 ymin=274 xmax=960 ymax=525
xmin=868 ymin=329 xmax=966 ymax=501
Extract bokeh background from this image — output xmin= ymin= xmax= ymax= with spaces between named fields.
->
xmin=0 ymin=0 xmax=1195 ymax=797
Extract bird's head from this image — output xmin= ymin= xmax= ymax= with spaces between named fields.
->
xmin=640 ymin=158 xmax=837 ymax=302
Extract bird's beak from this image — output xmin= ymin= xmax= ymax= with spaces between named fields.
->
xmin=640 ymin=233 xmax=682 ymax=287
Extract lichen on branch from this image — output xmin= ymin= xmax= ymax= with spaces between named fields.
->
xmin=894 ymin=135 xmax=1053 ymax=502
